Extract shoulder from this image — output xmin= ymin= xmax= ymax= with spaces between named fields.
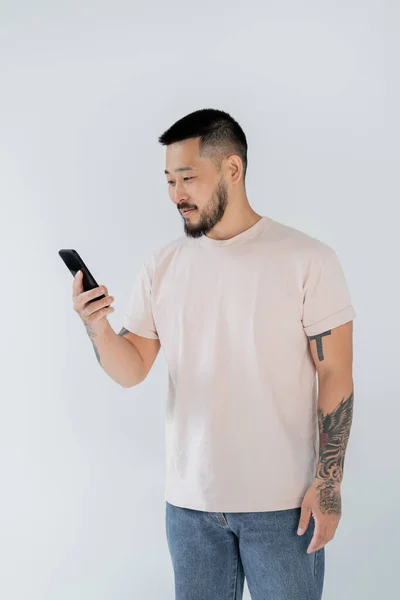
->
xmin=141 ymin=234 xmax=189 ymax=277
xmin=266 ymin=216 xmax=337 ymax=264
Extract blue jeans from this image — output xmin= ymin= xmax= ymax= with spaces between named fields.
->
xmin=165 ymin=501 xmax=325 ymax=600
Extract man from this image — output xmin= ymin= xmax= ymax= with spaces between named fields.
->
xmin=73 ymin=108 xmax=355 ymax=599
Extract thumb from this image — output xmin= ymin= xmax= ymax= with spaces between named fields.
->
xmin=73 ymin=269 xmax=84 ymax=295
xmin=297 ymin=504 xmax=312 ymax=535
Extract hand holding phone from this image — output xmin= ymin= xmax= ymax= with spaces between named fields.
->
xmin=59 ymin=249 xmax=115 ymax=335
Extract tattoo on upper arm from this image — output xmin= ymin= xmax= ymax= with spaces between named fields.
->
xmin=308 ymin=329 xmax=331 ymax=361
xmin=118 ymin=328 xmax=130 ymax=337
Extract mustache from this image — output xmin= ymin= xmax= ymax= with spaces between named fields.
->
xmin=178 ymin=205 xmax=196 ymax=211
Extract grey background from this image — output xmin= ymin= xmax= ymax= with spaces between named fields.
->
xmin=1 ymin=2 xmax=398 ymax=599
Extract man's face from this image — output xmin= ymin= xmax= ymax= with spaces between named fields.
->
xmin=165 ymin=138 xmax=229 ymax=238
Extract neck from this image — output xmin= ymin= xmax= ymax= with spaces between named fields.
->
xmin=206 ymin=202 xmax=263 ymax=241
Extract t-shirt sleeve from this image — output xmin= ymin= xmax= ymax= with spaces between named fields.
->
xmin=122 ymin=260 xmax=159 ymax=340
xmin=302 ymin=249 xmax=356 ymax=337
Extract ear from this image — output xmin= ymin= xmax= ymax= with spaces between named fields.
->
xmin=226 ymin=153 xmax=244 ymax=184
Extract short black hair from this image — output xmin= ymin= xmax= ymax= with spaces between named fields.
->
xmin=158 ymin=108 xmax=248 ymax=181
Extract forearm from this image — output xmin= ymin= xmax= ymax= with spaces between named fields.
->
xmin=316 ymin=373 xmax=354 ymax=484
xmin=85 ymin=320 xmax=146 ymax=387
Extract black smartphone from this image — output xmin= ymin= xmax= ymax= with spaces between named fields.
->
xmin=59 ymin=249 xmax=109 ymax=305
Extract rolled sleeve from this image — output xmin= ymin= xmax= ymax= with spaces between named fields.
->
xmin=123 ymin=261 xmax=159 ymax=340
xmin=302 ymin=250 xmax=356 ymax=337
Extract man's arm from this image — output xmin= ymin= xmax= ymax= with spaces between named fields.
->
xmin=84 ymin=321 xmax=160 ymax=387
xmin=308 ymin=320 xmax=354 ymax=513
xmin=118 ymin=327 xmax=161 ymax=381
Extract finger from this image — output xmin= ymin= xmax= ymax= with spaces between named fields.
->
xmin=312 ymin=519 xmax=337 ymax=552
xmin=72 ymin=269 xmax=84 ymax=297
xmin=307 ymin=537 xmax=327 ymax=553
xmin=307 ymin=519 xmax=326 ymax=554
xmin=82 ymin=295 xmax=114 ymax=317
xmin=297 ymin=505 xmax=312 ymax=535
xmin=80 ymin=285 xmax=108 ymax=305
xmin=87 ymin=304 xmax=115 ymax=323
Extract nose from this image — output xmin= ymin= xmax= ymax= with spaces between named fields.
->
xmin=171 ymin=180 xmax=189 ymax=206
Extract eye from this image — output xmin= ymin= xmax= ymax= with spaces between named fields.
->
xmin=167 ymin=177 xmax=195 ymax=186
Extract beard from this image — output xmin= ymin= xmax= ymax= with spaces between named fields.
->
xmin=181 ymin=178 xmax=229 ymax=239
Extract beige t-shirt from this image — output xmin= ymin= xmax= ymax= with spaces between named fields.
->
xmin=123 ymin=216 xmax=356 ymax=512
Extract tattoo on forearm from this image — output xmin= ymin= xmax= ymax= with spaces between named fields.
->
xmin=309 ymin=329 xmax=331 ymax=360
xmin=83 ymin=321 xmax=101 ymax=365
xmin=317 ymin=390 xmax=354 ymax=483
xmin=85 ymin=326 xmax=130 ymax=366
xmin=91 ymin=340 xmax=101 ymax=364
xmin=314 ymin=390 xmax=354 ymax=516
